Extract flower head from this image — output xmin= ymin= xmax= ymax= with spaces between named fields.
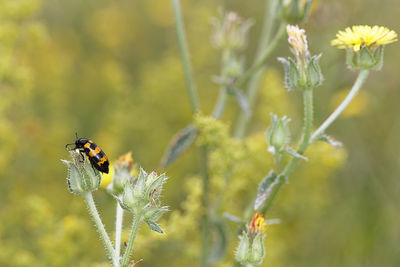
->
xmin=331 ymin=25 xmax=397 ymax=52
xmin=287 ymin=24 xmax=309 ymax=59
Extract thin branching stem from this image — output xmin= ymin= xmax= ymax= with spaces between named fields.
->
xmin=82 ymin=192 xmax=116 ymax=266
xmin=311 ymin=69 xmax=370 ymax=141
xmin=172 ymin=0 xmax=200 ymax=113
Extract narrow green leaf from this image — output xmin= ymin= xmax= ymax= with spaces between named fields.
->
xmin=145 ymin=220 xmax=164 ymax=234
xmin=160 ymin=124 xmax=198 ymax=168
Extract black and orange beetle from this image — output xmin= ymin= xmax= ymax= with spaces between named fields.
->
xmin=66 ymin=134 xmax=109 ymax=174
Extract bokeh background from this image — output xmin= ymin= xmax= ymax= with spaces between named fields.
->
xmin=0 ymin=0 xmax=399 ymax=266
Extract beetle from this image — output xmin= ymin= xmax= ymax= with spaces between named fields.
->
xmin=66 ymin=134 xmax=109 ymax=174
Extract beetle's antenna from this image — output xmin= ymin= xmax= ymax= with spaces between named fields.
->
xmin=75 ymin=132 xmax=79 ymax=139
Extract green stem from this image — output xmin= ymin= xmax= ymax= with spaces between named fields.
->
xmin=261 ymin=87 xmax=314 ymax=215
xmin=262 ymin=70 xmax=370 ymax=215
xmin=82 ymin=192 xmax=116 ymax=266
xmin=121 ymin=213 xmax=143 ymax=267
xmin=311 ymin=69 xmax=370 ymax=141
xmin=172 ymin=0 xmax=200 ymax=112
xmin=233 ymin=23 xmax=286 ymax=138
xmin=115 ymin=202 xmax=124 ymax=267
xmin=200 ymin=146 xmax=210 ymax=267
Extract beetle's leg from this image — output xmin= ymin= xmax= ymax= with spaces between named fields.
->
xmin=78 ymin=150 xmax=86 ymax=163
xmin=65 ymin=143 xmax=76 ymax=150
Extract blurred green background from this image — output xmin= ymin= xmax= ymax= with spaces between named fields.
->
xmin=0 ymin=0 xmax=399 ymax=266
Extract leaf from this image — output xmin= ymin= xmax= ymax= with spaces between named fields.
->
xmin=315 ymin=134 xmax=343 ymax=147
xmin=254 ymin=170 xmax=278 ymax=210
xmin=160 ymin=124 xmax=198 ymax=168
xmin=223 ymin=213 xmax=244 ymax=224
xmin=145 ymin=220 xmax=164 ymax=234
xmin=61 ymin=159 xmax=84 ymax=194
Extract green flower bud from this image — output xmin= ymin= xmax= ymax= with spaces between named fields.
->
xmin=306 ymin=54 xmax=323 ymax=88
xmin=117 ymin=168 xmax=168 ymax=217
xmin=266 ymin=114 xmax=291 ymax=154
xmin=248 ymin=234 xmax=266 ymax=265
xmin=278 ymin=57 xmax=301 ymax=90
xmin=119 ymin=182 xmax=137 ymax=213
xmin=62 ymin=150 xmax=101 ymax=194
xmin=107 ymin=152 xmax=135 ymax=196
xmin=235 ymin=232 xmax=250 ymax=264
xmin=280 ymin=0 xmax=313 ymax=24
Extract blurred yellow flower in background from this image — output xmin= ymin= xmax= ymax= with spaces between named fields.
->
xmin=331 ymin=25 xmax=397 ymax=51
xmin=331 ymin=89 xmax=371 ymax=117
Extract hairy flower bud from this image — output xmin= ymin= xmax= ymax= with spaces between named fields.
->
xmin=266 ymin=114 xmax=291 ymax=154
xmin=62 ymin=150 xmax=101 ymax=194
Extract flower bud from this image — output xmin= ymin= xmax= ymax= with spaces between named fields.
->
xmin=280 ymin=0 xmax=313 ymax=24
xmin=62 ymin=150 xmax=101 ymax=194
xmin=306 ymin=54 xmax=323 ymax=88
xmin=235 ymin=232 xmax=250 ymax=264
xmin=106 ymin=152 xmax=135 ymax=196
xmin=211 ymin=11 xmax=253 ymax=51
xmin=235 ymin=212 xmax=267 ymax=265
xmin=266 ymin=114 xmax=291 ymax=154
xmin=248 ymin=234 xmax=265 ymax=265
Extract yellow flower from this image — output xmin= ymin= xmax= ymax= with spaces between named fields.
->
xmin=331 ymin=25 xmax=397 ymax=52
xmin=100 ymin=165 xmax=114 ymax=189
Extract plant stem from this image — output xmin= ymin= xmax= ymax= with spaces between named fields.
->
xmin=82 ymin=192 xmax=116 ymax=266
xmin=311 ymin=69 xmax=370 ymax=141
xmin=233 ymin=23 xmax=286 ymax=138
xmin=121 ymin=213 xmax=143 ymax=267
xmin=172 ymin=0 xmax=200 ymax=113
xmin=200 ymin=146 xmax=210 ymax=267
xmin=115 ymin=202 xmax=124 ymax=267
xmin=262 ymin=70 xmax=370 ymax=215
xmin=261 ymin=87 xmax=314 ymax=215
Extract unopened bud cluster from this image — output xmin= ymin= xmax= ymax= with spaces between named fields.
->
xmin=279 ymin=25 xmax=323 ymax=90
xmin=235 ymin=212 xmax=267 ymax=265
xmin=117 ymin=168 xmax=168 ymax=233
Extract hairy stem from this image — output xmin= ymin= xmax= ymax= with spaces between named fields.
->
xmin=262 ymin=70 xmax=370 ymax=215
xmin=311 ymin=69 xmax=370 ymax=141
xmin=172 ymin=0 xmax=200 ymax=112
xmin=262 ymin=87 xmax=314 ymax=215
xmin=121 ymin=213 xmax=143 ymax=267
xmin=82 ymin=192 xmax=116 ymax=266
xmin=115 ymin=202 xmax=124 ymax=266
